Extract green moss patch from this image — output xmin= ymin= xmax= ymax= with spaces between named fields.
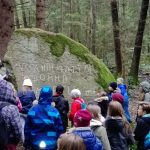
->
xmin=15 ymin=28 xmax=115 ymax=88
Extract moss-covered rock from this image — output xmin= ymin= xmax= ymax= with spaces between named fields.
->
xmin=14 ymin=28 xmax=115 ymax=88
xmin=6 ymin=28 xmax=115 ymax=98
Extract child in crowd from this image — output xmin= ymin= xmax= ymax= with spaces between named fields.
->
xmin=69 ymin=89 xmax=85 ymax=126
xmin=105 ymin=101 xmax=134 ymax=150
xmin=57 ymin=133 xmax=86 ymax=150
xmin=69 ymin=109 xmax=103 ymax=150
xmin=24 ymin=86 xmax=64 ymax=150
xmin=117 ymin=78 xmax=132 ymax=123
xmin=134 ymin=103 xmax=150 ymax=150
xmin=139 ymin=81 xmax=150 ymax=102
xmin=52 ymin=85 xmax=69 ymax=132
xmin=87 ymin=104 xmax=111 ymax=150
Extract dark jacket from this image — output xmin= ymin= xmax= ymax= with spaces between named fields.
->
xmin=105 ymin=117 xmax=134 ymax=150
xmin=72 ymin=127 xmax=103 ymax=150
xmin=24 ymin=86 xmax=64 ymax=150
xmin=134 ymin=114 xmax=150 ymax=150
xmin=18 ymin=90 xmax=36 ymax=114
xmin=52 ymin=94 xmax=69 ymax=132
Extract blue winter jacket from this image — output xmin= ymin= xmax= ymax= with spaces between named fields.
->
xmin=73 ymin=127 xmax=103 ymax=150
xmin=24 ymin=86 xmax=64 ymax=150
xmin=118 ymin=84 xmax=131 ymax=122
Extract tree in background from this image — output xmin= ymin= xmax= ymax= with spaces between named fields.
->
xmin=110 ymin=0 xmax=123 ymax=76
xmin=36 ymin=0 xmax=45 ymax=29
xmin=130 ymin=0 xmax=149 ymax=83
xmin=0 ymin=0 xmax=14 ymax=59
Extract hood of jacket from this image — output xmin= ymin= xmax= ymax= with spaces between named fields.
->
xmin=140 ymin=81 xmax=150 ymax=93
xmin=38 ymin=86 xmax=53 ymax=105
xmin=90 ymin=119 xmax=103 ymax=127
xmin=105 ymin=117 xmax=124 ymax=133
xmin=0 ymin=79 xmax=16 ymax=105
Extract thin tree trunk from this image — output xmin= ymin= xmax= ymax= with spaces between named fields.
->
xmin=130 ymin=0 xmax=149 ymax=83
xmin=36 ymin=0 xmax=45 ymax=30
xmin=91 ymin=0 xmax=96 ymax=55
xmin=111 ymin=0 xmax=123 ymax=76
xmin=61 ymin=0 xmax=64 ymax=33
xmin=20 ymin=0 xmax=28 ymax=28
xmin=14 ymin=0 xmax=20 ymax=29
xmin=0 ymin=0 xmax=14 ymax=59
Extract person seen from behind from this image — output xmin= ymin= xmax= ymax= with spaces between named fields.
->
xmin=69 ymin=89 xmax=85 ymax=126
xmin=69 ymin=109 xmax=103 ymax=150
xmin=57 ymin=133 xmax=86 ymax=150
xmin=87 ymin=104 xmax=111 ymax=150
xmin=24 ymin=86 xmax=64 ymax=150
xmin=105 ymin=101 xmax=134 ymax=150
xmin=134 ymin=103 xmax=150 ymax=150
xmin=52 ymin=85 xmax=69 ymax=132
xmin=0 ymin=76 xmax=22 ymax=150
xmin=108 ymin=82 xmax=120 ymax=101
xmin=117 ymin=78 xmax=132 ymax=123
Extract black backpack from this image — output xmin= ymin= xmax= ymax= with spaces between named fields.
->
xmin=0 ymin=102 xmax=10 ymax=150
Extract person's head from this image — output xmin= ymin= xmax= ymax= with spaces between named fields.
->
xmin=70 ymin=89 xmax=81 ymax=99
xmin=39 ymin=86 xmax=53 ymax=103
xmin=108 ymin=82 xmax=117 ymax=91
xmin=74 ymin=109 xmax=92 ymax=127
xmin=108 ymin=101 xmax=124 ymax=118
xmin=138 ymin=103 xmax=150 ymax=117
xmin=57 ymin=133 xmax=86 ymax=150
xmin=117 ymin=78 xmax=124 ymax=85
xmin=139 ymin=81 xmax=150 ymax=93
xmin=23 ymin=78 xmax=33 ymax=91
xmin=112 ymin=93 xmax=124 ymax=105
xmin=56 ymin=85 xmax=64 ymax=95
xmin=87 ymin=104 xmax=101 ymax=120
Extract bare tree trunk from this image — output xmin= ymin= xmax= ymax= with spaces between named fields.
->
xmin=130 ymin=0 xmax=149 ymax=83
xmin=111 ymin=0 xmax=123 ymax=76
xmin=20 ymin=0 xmax=28 ymax=28
xmin=0 ymin=0 xmax=14 ymax=59
xmin=91 ymin=0 xmax=96 ymax=55
xmin=14 ymin=0 xmax=20 ymax=29
xmin=61 ymin=0 xmax=64 ymax=33
xmin=36 ymin=0 xmax=45 ymax=30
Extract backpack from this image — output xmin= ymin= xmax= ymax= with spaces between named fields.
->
xmin=0 ymin=102 xmax=10 ymax=150
xmin=75 ymin=99 xmax=87 ymax=109
xmin=144 ymin=131 xmax=150 ymax=149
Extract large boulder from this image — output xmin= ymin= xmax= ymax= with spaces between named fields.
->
xmin=5 ymin=28 xmax=115 ymax=99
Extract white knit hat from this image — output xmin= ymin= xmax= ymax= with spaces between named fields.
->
xmin=23 ymin=78 xmax=33 ymax=87
xmin=70 ymin=89 xmax=81 ymax=98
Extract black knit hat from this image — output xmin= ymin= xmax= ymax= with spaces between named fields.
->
xmin=109 ymin=82 xmax=117 ymax=90
xmin=56 ymin=85 xmax=64 ymax=94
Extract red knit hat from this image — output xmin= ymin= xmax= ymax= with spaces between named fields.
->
xmin=112 ymin=93 xmax=124 ymax=105
xmin=74 ymin=110 xmax=92 ymax=127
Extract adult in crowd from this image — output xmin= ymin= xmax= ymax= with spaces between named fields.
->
xmin=0 ymin=77 xmax=22 ymax=150
xmin=17 ymin=78 xmax=36 ymax=114
xmin=24 ymin=86 xmax=64 ymax=150
xmin=87 ymin=104 xmax=111 ymax=150
xmin=57 ymin=133 xmax=86 ymax=150
xmin=69 ymin=109 xmax=103 ymax=150
xmin=105 ymin=101 xmax=134 ymax=150
xmin=139 ymin=81 xmax=150 ymax=102
xmin=52 ymin=85 xmax=69 ymax=132
xmin=134 ymin=103 xmax=150 ymax=150
xmin=69 ymin=89 xmax=85 ymax=126
xmin=108 ymin=82 xmax=120 ymax=101
xmin=117 ymin=78 xmax=132 ymax=123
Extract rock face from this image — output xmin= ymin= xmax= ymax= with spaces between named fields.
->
xmin=5 ymin=28 xmax=114 ymax=99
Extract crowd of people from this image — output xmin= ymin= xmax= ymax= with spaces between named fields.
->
xmin=0 ymin=67 xmax=150 ymax=150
